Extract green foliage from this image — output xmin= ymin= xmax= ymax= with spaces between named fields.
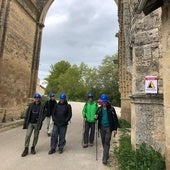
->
xmin=57 ymin=65 xmax=87 ymax=100
xmin=114 ymin=135 xmax=166 ymax=170
xmin=45 ymin=60 xmax=71 ymax=95
xmin=119 ymin=118 xmax=131 ymax=129
xmin=115 ymin=135 xmax=136 ymax=170
xmin=135 ymin=143 xmax=166 ymax=170
xmin=44 ymin=54 xmax=120 ymax=104
xmin=41 ymin=95 xmax=49 ymax=104
xmin=97 ymin=54 xmax=120 ymax=106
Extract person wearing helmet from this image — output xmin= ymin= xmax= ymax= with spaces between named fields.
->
xmin=21 ymin=93 xmax=46 ymax=157
xmin=95 ymin=93 xmax=119 ymax=165
xmin=48 ymin=93 xmax=72 ymax=154
xmin=45 ymin=93 xmax=57 ymax=136
xmin=82 ymin=93 xmax=98 ymax=148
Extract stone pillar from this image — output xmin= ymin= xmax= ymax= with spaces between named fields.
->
xmin=29 ymin=22 xmax=44 ymax=98
xmin=131 ymin=94 xmax=164 ymax=153
xmin=161 ymin=0 xmax=170 ymax=168
xmin=117 ymin=0 xmax=132 ymax=123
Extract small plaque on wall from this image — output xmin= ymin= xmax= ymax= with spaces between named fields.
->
xmin=145 ymin=76 xmax=158 ymax=94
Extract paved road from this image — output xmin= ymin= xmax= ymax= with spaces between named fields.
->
xmin=0 ymin=102 xmax=120 ymax=170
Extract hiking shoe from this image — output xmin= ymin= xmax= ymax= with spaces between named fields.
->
xmin=48 ymin=149 xmax=56 ymax=155
xmin=47 ymin=133 xmax=51 ymax=137
xmin=89 ymin=143 xmax=93 ymax=146
xmin=31 ymin=146 xmax=36 ymax=154
xmin=21 ymin=147 xmax=29 ymax=157
xmin=102 ymin=156 xmax=107 ymax=165
xmin=106 ymin=154 xmax=109 ymax=160
xmin=59 ymin=148 xmax=63 ymax=154
xmin=83 ymin=144 xmax=88 ymax=148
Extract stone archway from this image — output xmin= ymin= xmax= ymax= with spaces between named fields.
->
xmin=1 ymin=0 xmax=170 ymax=168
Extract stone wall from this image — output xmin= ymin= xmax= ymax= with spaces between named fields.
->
xmin=0 ymin=0 xmax=39 ymax=121
xmin=0 ymin=0 xmax=53 ymax=121
xmin=117 ymin=0 xmax=165 ymax=154
xmin=130 ymin=6 xmax=165 ymax=153
xmin=161 ymin=0 xmax=170 ymax=167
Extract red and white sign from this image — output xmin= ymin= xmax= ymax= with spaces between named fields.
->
xmin=145 ymin=76 xmax=158 ymax=93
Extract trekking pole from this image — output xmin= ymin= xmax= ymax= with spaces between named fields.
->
xmin=82 ymin=117 xmax=85 ymax=147
xmin=95 ymin=120 xmax=98 ymax=161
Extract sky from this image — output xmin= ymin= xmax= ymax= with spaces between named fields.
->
xmin=38 ymin=0 xmax=119 ymax=82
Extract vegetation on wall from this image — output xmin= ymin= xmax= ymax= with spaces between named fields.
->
xmin=114 ymin=120 xmax=166 ymax=170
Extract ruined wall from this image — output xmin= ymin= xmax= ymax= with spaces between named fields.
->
xmin=130 ymin=5 xmax=165 ymax=152
xmin=117 ymin=0 xmax=165 ymax=154
xmin=117 ymin=0 xmax=132 ymax=122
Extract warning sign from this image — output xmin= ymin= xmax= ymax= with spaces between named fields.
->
xmin=145 ymin=76 xmax=158 ymax=93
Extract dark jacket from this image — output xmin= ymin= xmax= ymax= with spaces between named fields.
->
xmin=52 ymin=101 xmax=72 ymax=127
xmin=45 ymin=99 xmax=57 ymax=117
xmin=23 ymin=101 xmax=46 ymax=130
xmin=96 ymin=103 xmax=119 ymax=131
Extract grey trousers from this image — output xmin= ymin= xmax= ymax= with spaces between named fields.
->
xmin=100 ymin=126 xmax=112 ymax=160
xmin=24 ymin=123 xmax=40 ymax=148
xmin=83 ymin=121 xmax=95 ymax=144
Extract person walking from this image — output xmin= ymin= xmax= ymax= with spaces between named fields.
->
xmin=45 ymin=93 xmax=57 ymax=136
xmin=48 ymin=93 xmax=72 ymax=154
xmin=95 ymin=93 xmax=119 ymax=165
xmin=21 ymin=93 xmax=46 ymax=157
xmin=82 ymin=93 xmax=98 ymax=148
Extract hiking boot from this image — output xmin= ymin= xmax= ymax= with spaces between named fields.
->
xmin=47 ymin=132 xmax=51 ymax=137
xmin=102 ymin=156 xmax=107 ymax=165
xmin=83 ymin=144 xmax=88 ymax=148
xmin=89 ymin=143 xmax=93 ymax=146
xmin=47 ymin=133 xmax=51 ymax=137
xmin=48 ymin=149 xmax=56 ymax=155
xmin=31 ymin=146 xmax=36 ymax=154
xmin=59 ymin=148 xmax=63 ymax=154
xmin=21 ymin=147 xmax=29 ymax=157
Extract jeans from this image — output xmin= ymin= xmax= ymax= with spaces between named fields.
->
xmin=24 ymin=123 xmax=39 ymax=147
xmin=100 ymin=126 xmax=112 ymax=160
xmin=83 ymin=121 xmax=95 ymax=144
xmin=50 ymin=124 xmax=67 ymax=150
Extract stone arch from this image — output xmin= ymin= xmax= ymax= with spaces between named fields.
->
xmin=39 ymin=0 xmax=54 ymax=24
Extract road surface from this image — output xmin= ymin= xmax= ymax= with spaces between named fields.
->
xmin=0 ymin=102 xmax=120 ymax=170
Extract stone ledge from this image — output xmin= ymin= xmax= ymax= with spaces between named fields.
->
xmin=0 ymin=119 xmax=24 ymax=133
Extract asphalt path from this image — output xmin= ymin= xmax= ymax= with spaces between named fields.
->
xmin=0 ymin=102 xmax=120 ymax=170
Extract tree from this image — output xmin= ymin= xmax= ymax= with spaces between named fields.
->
xmin=45 ymin=60 xmax=71 ymax=95
xmin=44 ymin=55 xmax=120 ymax=105
xmin=98 ymin=54 xmax=120 ymax=106
xmin=57 ymin=65 xmax=87 ymax=100
xmin=78 ymin=62 xmax=100 ymax=99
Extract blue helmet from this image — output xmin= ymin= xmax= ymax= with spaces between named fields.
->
xmin=88 ymin=93 xmax=93 ymax=98
xmin=60 ymin=93 xmax=66 ymax=99
xmin=49 ymin=93 xmax=55 ymax=98
xmin=100 ymin=93 xmax=108 ymax=102
xmin=34 ymin=93 xmax=41 ymax=98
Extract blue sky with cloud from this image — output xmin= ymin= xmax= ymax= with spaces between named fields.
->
xmin=39 ymin=0 xmax=118 ymax=81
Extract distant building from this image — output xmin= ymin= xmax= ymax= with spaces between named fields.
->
xmin=36 ymin=78 xmax=45 ymax=95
